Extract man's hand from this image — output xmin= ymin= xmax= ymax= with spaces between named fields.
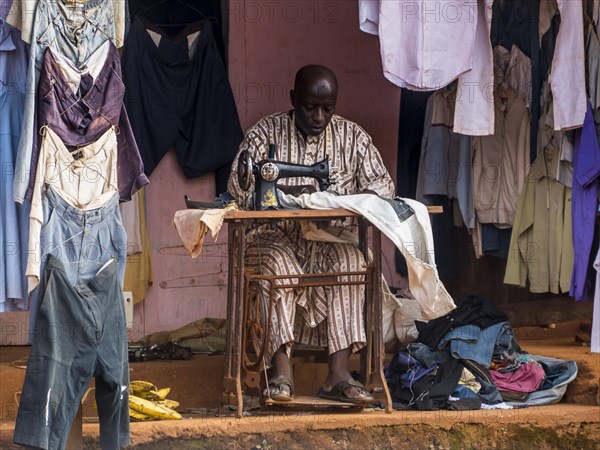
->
xmin=278 ymin=184 xmax=317 ymax=196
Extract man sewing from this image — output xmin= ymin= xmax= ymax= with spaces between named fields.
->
xmin=227 ymin=65 xmax=395 ymax=404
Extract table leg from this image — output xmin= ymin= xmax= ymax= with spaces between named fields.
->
xmin=358 ymin=219 xmax=371 ymax=386
xmin=222 ymin=222 xmax=245 ymax=417
xmin=371 ymin=228 xmax=392 ymax=413
xmin=234 ymin=222 xmax=246 ymax=416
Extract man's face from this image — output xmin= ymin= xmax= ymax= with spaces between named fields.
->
xmin=291 ymin=80 xmax=337 ymax=136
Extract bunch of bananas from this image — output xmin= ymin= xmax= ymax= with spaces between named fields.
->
xmin=129 ymin=380 xmax=182 ymax=421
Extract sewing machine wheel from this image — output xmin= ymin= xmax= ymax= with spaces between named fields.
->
xmin=243 ymin=285 xmax=269 ymax=372
xmin=237 ymin=150 xmax=254 ymax=191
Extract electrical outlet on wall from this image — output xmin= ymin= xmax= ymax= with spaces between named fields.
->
xmin=123 ymin=291 xmax=133 ymax=329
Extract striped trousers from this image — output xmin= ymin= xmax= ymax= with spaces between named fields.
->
xmin=245 ymin=224 xmax=366 ymax=366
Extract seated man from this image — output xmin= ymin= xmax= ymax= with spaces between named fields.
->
xmin=227 ymin=65 xmax=395 ymax=404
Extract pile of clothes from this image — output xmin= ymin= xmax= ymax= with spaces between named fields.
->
xmin=385 ymin=295 xmax=578 ymax=410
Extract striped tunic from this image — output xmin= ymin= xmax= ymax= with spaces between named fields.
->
xmin=228 ymin=112 xmax=395 ymax=361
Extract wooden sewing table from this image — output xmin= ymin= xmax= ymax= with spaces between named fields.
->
xmin=221 ymin=208 xmax=394 ymax=416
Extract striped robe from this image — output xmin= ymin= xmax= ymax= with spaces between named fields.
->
xmin=228 ymin=112 xmax=395 ymax=362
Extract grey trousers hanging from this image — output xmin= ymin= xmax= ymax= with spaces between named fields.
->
xmin=14 ymin=255 xmax=130 ymax=450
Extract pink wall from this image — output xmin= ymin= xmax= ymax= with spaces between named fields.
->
xmin=133 ymin=1 xmax=403 ymax=338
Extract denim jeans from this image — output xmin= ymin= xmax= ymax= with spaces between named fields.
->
xmin=28 ymin=186 xmax=127 ymax=335
xmin=14 ymin=255 xmax=130 ymax=450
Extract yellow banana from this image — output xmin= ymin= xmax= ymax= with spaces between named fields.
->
xmin=130 ymin=381 xmax=158 ymax=394
xmin=129 ymin=395 xmax=182 ymax=420
xmin=135 ymin=390 xmax=161 ymax=401
xmin=129 ymin=408 xmax=154 ymax=421
xmin=157 ymin=399 xmax=179 ymax=410
xmin=155 ymin=388 xmax=170 ymax=400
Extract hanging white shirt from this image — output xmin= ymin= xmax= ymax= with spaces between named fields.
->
xmin=453 ymin=0 xmax=495 ymax=136
xmin=378 ymin=0 xmax=479 ymax=91
xmin=358 ymin=0 xmax=380 ymax=35
xmin=550 ymin=0 xmax=586 ymax=130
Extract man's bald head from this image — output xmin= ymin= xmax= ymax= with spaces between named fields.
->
xmin=294 ymin=65 xmax=338 ymax=96
xmin=291 ymin=65 xmax=338 ymax=136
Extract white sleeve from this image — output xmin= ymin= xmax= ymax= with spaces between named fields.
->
xmin=358 ymin=0 xmax=380 ymax=35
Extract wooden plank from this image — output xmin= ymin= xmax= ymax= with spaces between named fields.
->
xmin=225 ymin=209 xmax=359 ymax=220
xmin=426 ymin=205 xmax=443 ymax=214
xmin=263 ymin=395 xmax=365 ymax=410
xmin=225 ymin=206 xmax=442 ymax=221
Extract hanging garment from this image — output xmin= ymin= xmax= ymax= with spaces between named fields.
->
xmin=453 ymin=0 xmax=495 ymax=136
xmin=128 ymin=0 xmax=226 ymax=65
xmin=570 ymin=104 xmax=600 ymax=301
xmin=6 ymin=0 xmax=127 ymax=48
xmin=14 ymin=255 xmax=129 ymax=450
xmin=122 ymin=188 xmax=153 ymax=304
xmin=27 ymin=185 xmax=127 ymax=338
xmin=12 ymin=0 xmax=119 ymax=204
xmin=416 ymin=89 xmax=475 ymax=230
xmin=0 ymin=19 xmax=29 ymax=311
xmin=1 ymin=1 xmax=12 ymax=19
xmin=33 ymin=42 xmax=148 ymax=202
xmin=537 ymin=84 xmax=576 ymax=188
xmin=504 ymin=104 xmax=574 ymax=294
xmin=476 ymin=223 xmax=512 ymax=259
xmin=585 ymin=19 xmax=600 ymax=114
xmin=378 ymin=0 xmax=479 ymax=91
xmin=358 ymin=0 xmax=379 ymax=35
xmin=120 ymin=191 xmax=142 ymax=257
xmin=592 ymin=247 xmax=600 ymax=353
xmin=122 ymin=17 xmax=242 ymax=191
xmin=549 ymin=0 xmax=586 ymax=131
xmin=494 ymin=45 xmax=532 ymax=108
xmin=472 ymin=86 xmax=530 ymax=227
xmin=27 ymin=127 xmax=120 ymax=293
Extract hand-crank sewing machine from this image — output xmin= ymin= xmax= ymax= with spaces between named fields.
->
xmin=237 ymin=143 xmax=331 ymax=210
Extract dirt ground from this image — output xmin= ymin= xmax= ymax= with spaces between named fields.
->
xmin=1 ymin=321 xmax=598 ymax=449
xmin=95 ymin=321 xmax=600 ymax=449
xmin=75 ymin=405 xmax=599 ymax=450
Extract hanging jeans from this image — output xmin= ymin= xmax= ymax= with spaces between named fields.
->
xmin=13 ymin=255 xmax=130 ymax=450
xmin=28 ymin=186 xmax=127 ymax=336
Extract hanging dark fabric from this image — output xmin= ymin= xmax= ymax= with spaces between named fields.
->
xmin=122 ymin=16 xmax=243 ymax=193
xmin=128 ymin=0 xmax=227 ymax=65
xmin=395 ymin=90 xmax=432 ymax=275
